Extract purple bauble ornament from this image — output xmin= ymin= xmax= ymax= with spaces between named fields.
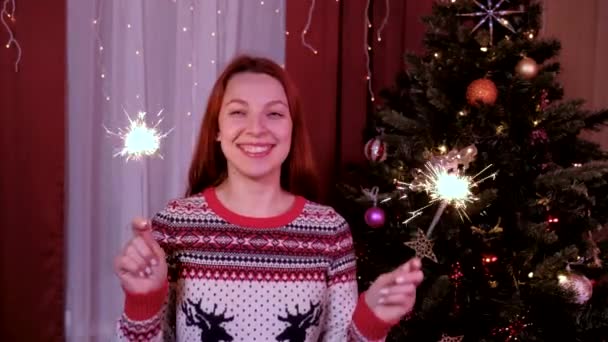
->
xmin=365 ymin=206 xmax=385 ymax=228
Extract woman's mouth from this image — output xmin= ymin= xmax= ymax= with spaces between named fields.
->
xmin=237 ymin=144 xmax=274 ymax=158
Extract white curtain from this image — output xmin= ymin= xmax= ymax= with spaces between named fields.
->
xmin=66 ymin=0 xmax=285 ymax=340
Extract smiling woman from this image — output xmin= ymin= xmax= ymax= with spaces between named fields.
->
xmin=113 ymin=55 xmax=424 ymax=342
xmin=187 ymin=56 xmax=318 ymax=202
xmin=217 ymin=73 xmax=294 ymax=211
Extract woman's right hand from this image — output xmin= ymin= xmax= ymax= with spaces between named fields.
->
xmin=114 ymin=217 xmax=168 ymax=295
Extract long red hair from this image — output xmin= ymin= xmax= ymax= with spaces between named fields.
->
xmin=186 ymin=55 xmax=319 ymax=201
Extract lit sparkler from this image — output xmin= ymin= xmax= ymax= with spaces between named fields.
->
xmin=105 ymin=109 xmax=173 ymax=161
xmin=398 ymin=162 xmax=497 ymax=237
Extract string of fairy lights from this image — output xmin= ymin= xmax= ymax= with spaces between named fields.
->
xmin=97 ymin=0 xmax=286 ymax=124
xmin=364 ymin=0 xmax=374 ymax=101
xmin=2 ymin=0 xmax=388 ymax=102
xmin=297 ymin=0 xmax=390 ymax=102
xmin=1 ymin=0 xmax=21 ymax=72
xmin=95 ymin=0 xmax=174 ymax=162
xmin=95 ymin=0 xmax=390 ymax=162
xmin=364 ymin=0 xmax=390 ymax=102
xmin=93 ymin=0 xmax=109 ymax=102
xmin=300 ymin=0 xmax=318 ymax=55
xmin=187 ymin=0 xmax=196 ymax=117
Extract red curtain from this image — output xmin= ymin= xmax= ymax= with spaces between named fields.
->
xmin=286 ymin=0 xmax=433 ymax=202
xmin=0 ymin=1 xmax=65 ymax=341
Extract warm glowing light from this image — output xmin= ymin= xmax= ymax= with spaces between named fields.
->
xmin=105 ymin=110 xmax=173 ymax=161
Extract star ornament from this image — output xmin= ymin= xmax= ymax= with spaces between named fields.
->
xmin=457 ymin=0 xmax=525 ymax=45
xmin=439 ymin=334 xmax=464 ymax=342
xmin=404 ymin=229 xmax=438 ymax=263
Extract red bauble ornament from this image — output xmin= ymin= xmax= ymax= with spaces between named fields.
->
xmin=466 ymin=78 xmax=498 ymax=107
xmin=364 ymin=137 xmax=387 ymax=162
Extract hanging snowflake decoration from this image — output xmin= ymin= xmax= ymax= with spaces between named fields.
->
xmin=457 ymin=0 xmax=525 ymax=45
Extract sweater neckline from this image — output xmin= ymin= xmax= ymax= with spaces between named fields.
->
xmin=203 ymin=187 xmax=305 ymax=229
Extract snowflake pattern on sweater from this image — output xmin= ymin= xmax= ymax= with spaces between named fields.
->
xmin=116 ymin=187 xmax=394 ymax=342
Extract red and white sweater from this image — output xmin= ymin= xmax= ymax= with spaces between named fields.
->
xmin=116 ymin=187 xmax=396 ymax=342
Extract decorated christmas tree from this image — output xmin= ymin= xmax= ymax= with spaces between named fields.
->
xmin=336 ymin=1 xmax=608 ymax=341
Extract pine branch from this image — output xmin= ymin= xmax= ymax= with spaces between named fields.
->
xmin=535 ymin=161 xmax=608 ymax=190
xmin=420 ymin=275 xmax=451 ymax=318
xmin=541 ymin=101 xmax=587 ymax=141
xmin=570 ymin=139 xmax=608 ymax=161
xmin=522 ymin=222 xmax=559 ymax=245
xmin=539 ymin=61 xmax=560 ymax=74
xmin=584 ymin=108 xmax=608 ymax=131
xmin=528 ymin=39 xmax=561 ymax=63
xmin=532 ymin=245 xmax=579 ymax=278
xmin=376 ymin=109 xmax=427 ymax=135
xmin=465 ymin=188 xmax=499 ymax=217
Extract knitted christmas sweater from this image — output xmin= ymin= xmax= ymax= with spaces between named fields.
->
xmin=116 ymin=187 xmax=396 ymax=342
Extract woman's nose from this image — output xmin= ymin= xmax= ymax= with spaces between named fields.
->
xmin=245 ymin=113 xmax=267 ymax=134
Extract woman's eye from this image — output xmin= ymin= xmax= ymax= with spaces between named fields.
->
xmin=268 ymin=112 xmax=284 ymax=118
xmin=229 ymin=110 xmax=245 ymax=116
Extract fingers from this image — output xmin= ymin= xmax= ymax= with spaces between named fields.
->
xmin=117 ymin=218 xmax=161 ymax=278
xmin=125 ymin=244 xmax=147 ymax=267
xmin=398 ymin=257 xmax=422 ymax=274
xmin=131 ymin=217 xmax=154 ymax=247
xmin=122 ymin=243 xmax=152 ymax=276
xmin=131 ymin=217 xmax=165 ymax=261
xmin=379 ymin=293 xmax=414 ymax=306
xmin=376 ymin=258 xmax=424 ymax=287
xmin=374 ymin=271 xmax=402 ymax=287
xmin=395 ymin=258 xmax=423 ymax=284
xmin=404 ymin=257 xmax=422 ymax=272
xmin=131 ymin=236 xmax=158 ymax=267
xmin=115 ymin=254 xmax=148 ymax=278
xmin=395 ymin=270 xmax=424 ymax=286
xmin=148 ymin=237 xmax=165 ymax=260
xmin=364 ymin=258 xmax=423 ymax=321
xmin=380 ymin=284 xmax=417 ymax=296
xmin=131 ymin=217 xmax=149 ymax=233
xmin=379 ymin=284 xmax=416 ymax=305
xmin=115 ymin=255 xmax=139 ymax=275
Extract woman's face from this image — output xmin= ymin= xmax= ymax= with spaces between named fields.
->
xmin=217 ymin=72 xmax=292 ymax=183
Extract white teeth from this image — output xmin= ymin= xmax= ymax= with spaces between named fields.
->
xmin=241 ymin=145 xmax=271 ymax=153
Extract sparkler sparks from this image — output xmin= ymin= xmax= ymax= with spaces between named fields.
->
xmin=397 ymin=162 xmax=497 ymax=237
xmin=425 ymin=163 xmax=477 ymax=209
xmin=105 ymin=109 xmax=173 ymax=161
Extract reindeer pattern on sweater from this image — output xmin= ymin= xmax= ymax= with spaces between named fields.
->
xmin=115 ymin=188 xmax=393 ymax=342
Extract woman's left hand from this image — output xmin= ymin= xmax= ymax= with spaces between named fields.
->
xmin=364 ymin=257 xmax=424 ymax=323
